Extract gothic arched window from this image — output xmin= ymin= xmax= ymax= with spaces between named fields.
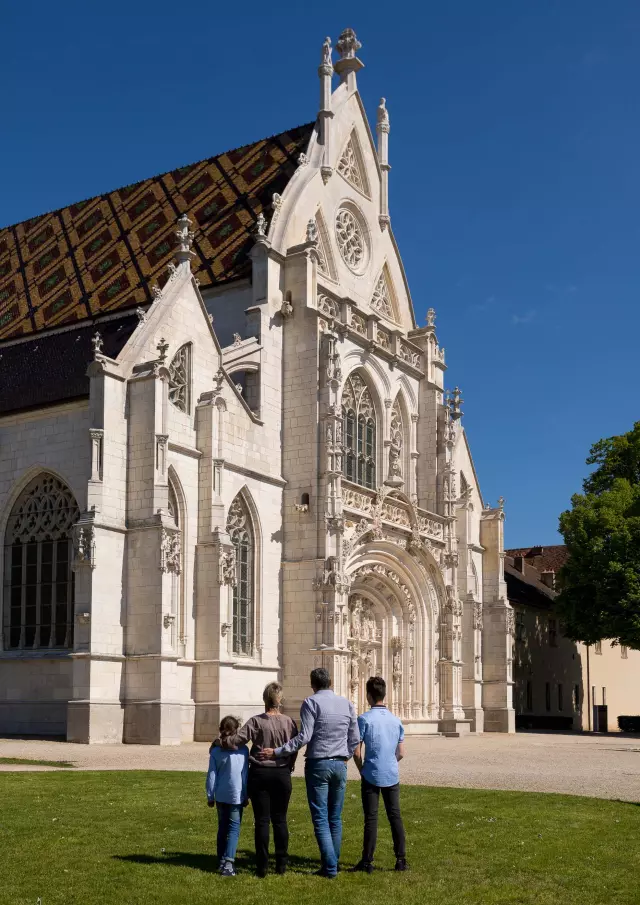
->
xmin=227 ymin=495 xmax=254 ymax=656
xmin=3 ymin=473 xmax=79 ymax=651
xmin=168 ymin=343 xmax=191 ymax=413
xmin=342 ymin=372 xmax=376 ymax=489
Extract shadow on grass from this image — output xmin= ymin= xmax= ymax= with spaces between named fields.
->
xmin=115 ymin=849 xmax=320 ymax=874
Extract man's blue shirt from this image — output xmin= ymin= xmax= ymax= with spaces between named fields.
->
xmin=358 ymin=705 xmax=404 ymax=787
xmin=275 ymin=689 xmax=359 ymax=760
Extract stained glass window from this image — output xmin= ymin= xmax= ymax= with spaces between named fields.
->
xmin=227 ymin=495 xmax=254 ymax=656
xmin=341 ymin=372 xmax=376 ymax=490
xmin=3 ymin=474 xmax=79 ymax=651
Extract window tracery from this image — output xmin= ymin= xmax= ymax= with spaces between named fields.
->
xmin=337 ymin=138 xmax=365 ymax=192
xmin=335 ymin=208 xmax=365 ymax=272
xmin=227 ymin=495 xmax=255 ymax=656
xmin=168 ymin=344 xmax=191 ymax=413
xmin=3 ymin=474 xmax=79 ymax=650
xmin=370 ymin=271 xmax=395 ymax=321
xmin=389 ymin=398 xmax=404 ymax=481
xmin=341 ymin=372 xmax=376 ymax=489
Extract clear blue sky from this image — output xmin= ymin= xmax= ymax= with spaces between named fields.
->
xmin=3 ymin=1 xmax=640 ymax=548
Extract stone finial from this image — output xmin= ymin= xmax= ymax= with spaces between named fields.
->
xmin=321 ymin=35 xmax=333 ymax=67
xmin=298 ymin=152 xmax=309 ymax=167
xmin=306 ymin=218 xmax=318 ymax=244
xmin=336 ymin=27 xmax=361 ymax=59
xmin=426 ymin=307 xmax=436 ymax=327
xmin=174 ymin=213 xmax=196 ymax=269
xmin=135 ymin=306 xmax=147 ymax=323
xmin=255 ymin=212 xmax=267 ymax=236
xmin=92 ymin=331 xmax=103 ymax=357
xmin=212 ymin=369 xmax=225 ymax=398
xmin=377 ymin=97 xmax=389 ymax=129
xmin=271 ymin=193 xmax=283 ymax=226
xmin=157 ymin=337 xmax=169 ymax=364
xmin=449 ymin=386 xmax=464 ymax=420
xmin=498 ymin=496 xmax=505 ymax=510
xmin=151 ymin=283 xmax=163 ymax=300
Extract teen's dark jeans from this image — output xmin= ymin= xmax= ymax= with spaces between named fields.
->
xmin=360 ymin=778 xmax=406 ymax=863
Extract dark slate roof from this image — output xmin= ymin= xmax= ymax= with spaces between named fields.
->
xmin=0 ymin=122 xmax=314 ymax=341
xmin=0 ymin=314 xmax=139 ymax=415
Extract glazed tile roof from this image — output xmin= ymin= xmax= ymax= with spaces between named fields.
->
xmin=0 ymin=123 xmax=314 ymax=342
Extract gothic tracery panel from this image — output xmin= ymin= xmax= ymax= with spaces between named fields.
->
xmin=168 ymin=343 xmax=191 ymax=413
xmin=370 ymin=270 xmax=395 ymax=321
xmin=388 ymin=397 xmax=405 ymax=482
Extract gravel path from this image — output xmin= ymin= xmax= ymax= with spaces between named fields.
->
xmin=1 ymin=732 xmax=638 ymax=802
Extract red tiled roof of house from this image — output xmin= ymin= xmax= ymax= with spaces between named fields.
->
xmin=505 ymin=545 xmax=568 ymax=574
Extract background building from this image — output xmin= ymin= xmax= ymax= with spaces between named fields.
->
xmin=506 ymin=546 xmax=640 ymax=732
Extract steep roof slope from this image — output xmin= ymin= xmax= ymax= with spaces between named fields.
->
xmin=0 ymin=123 xmax=314 ymax=342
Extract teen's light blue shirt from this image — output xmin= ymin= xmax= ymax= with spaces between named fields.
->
xmin=206 ymin=744 xmax=249 ymax=805
xmin=358 ymin=706 xmax=404 ymax=787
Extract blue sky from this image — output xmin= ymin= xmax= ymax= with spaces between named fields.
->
xmin=3 ymin=1 xmax=640 ymax=547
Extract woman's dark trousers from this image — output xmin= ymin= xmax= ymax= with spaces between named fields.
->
xmin=248 ymin=765 xmax=292 ymax=871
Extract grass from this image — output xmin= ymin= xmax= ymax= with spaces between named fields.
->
xmin=0 ymin=772 xmax=638 ymax=905
xmin=0 ymin=757 xmax=75 ymax=768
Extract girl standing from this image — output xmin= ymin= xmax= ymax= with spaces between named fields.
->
xmin=206 ymin=716 xmax=249 ymax=877
xmin=222 ymin=682 xmax=298 ymax=877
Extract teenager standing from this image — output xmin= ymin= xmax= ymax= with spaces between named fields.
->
xmin=352 ymin=676 xmax=408 ymax=873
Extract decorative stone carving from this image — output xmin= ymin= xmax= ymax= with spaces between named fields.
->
xmin=135 ymin=306 xmax=147 ymax=322
xmin=160 ymin=529 xmax=181 ymax=574
xmin=156 ymin=337 xmax=169 ymax=364
xmin=335 ymin=208 xmax=365 ymax=272
xmin=168 ymin=344 xmax=190 ymax=413
xmin=73 ymin=524 xmax=96 ymax=569
xmin=449 ymin=386 xmax=464 ymax=420
xmin=219 ymin=549 xmax=237 ymax=587
xmin=314 ymin=556 xmax=351 ymax=594
xmin=306 ymin=218 xmax=318 ymax=243
xmin=377 ymin=97 xmax=390 ymax=130
xmin=92 ymin=331 xmax=103 ymax=358
xmin=336 ymin=27 xmax=362 ymax=59
xmin=255 ymin=212 xmax=267 ymax=236
xmin=317 ymin=292 xmax=339 ymax=319
xmin=426 ymin=307 xmax=436 ymax=327
xmin=351 ymin=312 xmax=367 ymax=336
xmin=370 ymin=271 xmax=394 ymax=320
xmin=349 ymin=596 xmax=378 ymax=642
xmin=505 ymin=607 xmax=515 ymax=636
xmin=221 ymin=622 xmax=232 ymax=637
xmin=281 ymin=297 xmax=294 ymax=318
xmin=388 ymin=398 xmax=404 ymax=481
xmin=163 ymin=613 xmax=176 ymax=629
xmin=76 ymin=612 xmax=91 ymax=626
xmin=7 ymin=474 xmax=80 ymax=544
xmin=298 ymin=152 xmax=309 ymax=167
xmin=376 ymin=327 xmax=391 ymax=350
xmin=473 ymin=601 xmax=483 ymax=630
xmin=398 ymin=340 xmax=421 ymax=369
xmin=337 ymin=137 xmax=365 ymax=193
xmin=352 ymin=563 xmax=415 ymax=623
xmin=232 ymin=333 xmax=242 ymax=347
xmin=271 ymin=193 xmax=283 ymax=226
xmin=321 ymin=36 xmax=332 ymax=65
xmin=418 ymin=516 xmax=445 ymax=540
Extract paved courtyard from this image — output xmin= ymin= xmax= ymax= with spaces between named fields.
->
xmin=1 ymin=731 xmax=638 ymax=801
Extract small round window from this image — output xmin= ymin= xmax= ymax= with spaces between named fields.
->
xmin=335 ymin=204 xmax=369 ymax=274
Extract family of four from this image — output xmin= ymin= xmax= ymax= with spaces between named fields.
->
xmin=206 ymin=668 xmax=407 ymax=878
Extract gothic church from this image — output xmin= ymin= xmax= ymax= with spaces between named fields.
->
xmin=0 ymin=29 xmax=515 ymax=743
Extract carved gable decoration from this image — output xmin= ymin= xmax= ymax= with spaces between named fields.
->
xmin=336 ymin=130 xmax=370 ymax=196
xmin=168 ymin=343 xmax=191 ymax=413
xmin=370 ymin=266 xmax=397 ymax=322
xmin=314 ymin=210 xmax=337 ymax=280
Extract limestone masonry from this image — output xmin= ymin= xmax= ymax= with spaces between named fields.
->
xmin=0 ymin=29 xmax=516 ymax=743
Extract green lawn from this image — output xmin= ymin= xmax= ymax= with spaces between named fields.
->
xmin=0 ymin=772 xmax=638 ymax=905
xmin=0 ymin=757 xmax=75 ymax=768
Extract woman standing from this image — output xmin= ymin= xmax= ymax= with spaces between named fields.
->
xmin=223 ymin=682 xmax=297 ymax=877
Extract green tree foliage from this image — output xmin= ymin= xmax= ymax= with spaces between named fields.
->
xmin=557 ymin=423 xmax=640 ymax=650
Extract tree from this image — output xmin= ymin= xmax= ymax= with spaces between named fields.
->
xmin=556 ymin=423 xmax=640 ymax=650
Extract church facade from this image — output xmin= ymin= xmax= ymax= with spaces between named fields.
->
xmin=0 ymin=29 xmax=515 ymax=743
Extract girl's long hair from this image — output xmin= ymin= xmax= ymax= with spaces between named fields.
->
xmin=216 ymin=715 xmax=240 ymax=751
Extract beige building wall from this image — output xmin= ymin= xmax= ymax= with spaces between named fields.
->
xmin=580 ymin=641 xmax=640 ymax=732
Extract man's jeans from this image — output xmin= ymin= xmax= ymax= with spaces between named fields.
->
xmin=305 ymin=758 xmax=348 ymax=876
xmin=216 ymin=802 xmax=243 ymax=863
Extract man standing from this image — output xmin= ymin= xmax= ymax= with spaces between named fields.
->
xmin=261 ymin=667 xmax=359 ymax=878
xmin=352 ymin=676 xmax=407 ymax=873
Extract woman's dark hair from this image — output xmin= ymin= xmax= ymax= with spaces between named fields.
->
xmin=366 ymin=676 xmax=386 ymax=703
xmin=263 ymin=682 xmax=283 ymax=710
xmin=219 ymin=715 xmax=240 ymax=742
xmin=310 ymin=667 xmax=331 ymax=691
